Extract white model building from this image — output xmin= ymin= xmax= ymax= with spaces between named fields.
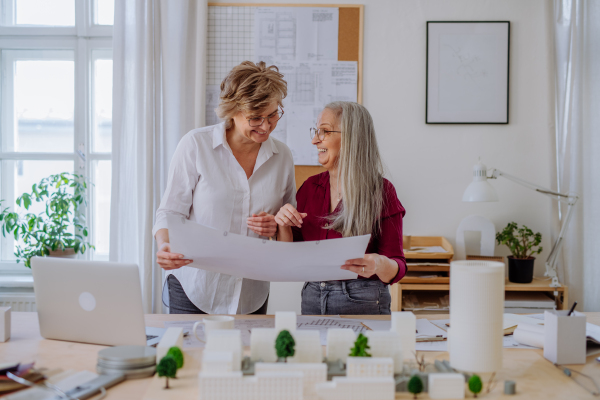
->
xmin=326 ymin=329 xmax=355 ymax=363
xmin=275 ymin=311 xmax=297 ymax=333
xmin=364 ymin=331 xmax=403 ymax=373
xmin=250 ymin=328 xmax=278 ymax=362
xmin=255 ymin=362 xmax=327 ymax=400
xmin=0 ymin=307 xmax=10 ymax=342
xmin=202 ymin=351 xmax=233 ymax=373
xmin=315 ymin=377 xmax=396 ymax=400
xmin=199 ymin=371 xmax=304 ymax=400
xmin=288 ymin=330 xmax=323 ymax=363
xmin=346 ymin=357 xmax=394 ymax=378
xmin=428 ymin=373 xmax=465 ymax=399
xmin=156 ymin=327 xmax=184 ymax=362
xmin=205 ymin=329 xmax=242 ymax=371
xmin=391 ymin=311 xmax=416 ymax=361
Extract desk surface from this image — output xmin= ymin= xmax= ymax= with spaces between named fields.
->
xmin=1 ymin=312 xmax=600 ymax=399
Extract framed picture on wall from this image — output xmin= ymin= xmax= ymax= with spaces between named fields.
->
xmin=426 ymin=21 xmax=510 ymax=124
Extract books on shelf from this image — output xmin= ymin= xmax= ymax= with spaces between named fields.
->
xmin=504 ymin=292 xmax=556 ymax=313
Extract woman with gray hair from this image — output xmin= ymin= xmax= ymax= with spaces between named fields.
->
xmin=153 ymin=61 xmax=295 ymax=315
xmin=275 ymin=101 xmax=406 ymax=315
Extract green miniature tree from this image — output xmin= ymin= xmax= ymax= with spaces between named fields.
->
xmin=407 ymin=375 xmax=423 ymax=399
xmin=156 ymin=355 xmax=178 ymax=389
xmin=275 ymin=330 xmax=295 ymax=362
xmin=348 ymin=333 xmax=372 ymax=357
xmin=469 ymin=374 xmax=483 ymax=398
xmin=166 ymin=346 xmax=184 ymax=369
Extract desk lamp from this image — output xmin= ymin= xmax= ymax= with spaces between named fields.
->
xmin=462 ymin=161 xmax=579 ymax=288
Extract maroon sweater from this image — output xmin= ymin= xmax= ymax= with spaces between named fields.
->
xmin=291 ymin=172 xmax=407 ymax=285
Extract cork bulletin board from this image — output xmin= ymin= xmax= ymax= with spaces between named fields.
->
xmin=207 ymin=3 xmax=364 ymax=188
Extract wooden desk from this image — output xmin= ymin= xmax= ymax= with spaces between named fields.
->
xmin=1 ymin=312 xmax=599 ymax=399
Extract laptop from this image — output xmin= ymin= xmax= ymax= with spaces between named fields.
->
xmin=31 ymin=257 xmax=165 ymax=346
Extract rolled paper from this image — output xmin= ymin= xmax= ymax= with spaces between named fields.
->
xmin=513 ymin=323 xmax=545 ymax=348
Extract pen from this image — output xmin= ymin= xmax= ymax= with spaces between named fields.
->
xmin=567 ymin=301 xmax=578 ymax=316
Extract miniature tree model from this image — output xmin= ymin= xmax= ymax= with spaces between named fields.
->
xmin=469 ymin=374 xmax=483 ymax=398
xmin=275 ymin=330 xmax=295 ymax=362
xmin=156 ymin=355 xmax=178 ymax=389
xmin=167 ymin=346 xmax=184 ymax=369
xmin=407 ymin=375 xmax=423 ymax=399
xmin=349 ymin=333 xmax=372 ymax=357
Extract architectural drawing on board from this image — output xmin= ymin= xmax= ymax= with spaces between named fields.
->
xmin=292 ymin=64 xmax=315 ymax=103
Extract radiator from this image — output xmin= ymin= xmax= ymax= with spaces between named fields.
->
xmin=0 ymin=292 xmax=36 ymax=312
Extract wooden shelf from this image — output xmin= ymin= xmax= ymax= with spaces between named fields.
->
xmin=391 ymin=277 xmax=569 ymax=311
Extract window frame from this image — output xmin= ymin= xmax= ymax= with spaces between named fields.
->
xmin=0 ymin=0 xmax=112 ymax=273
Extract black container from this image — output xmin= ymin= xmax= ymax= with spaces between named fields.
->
xmin=507 ymin=256 xmax=535 ymax=283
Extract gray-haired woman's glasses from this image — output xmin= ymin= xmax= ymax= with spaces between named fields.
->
xmin=309 ymin=127 xmax=341 ymax=141
xmin=246 ymin=109 xmax=284 ymax=127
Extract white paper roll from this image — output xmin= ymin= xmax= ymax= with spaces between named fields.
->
xmin=449 ymin=260 xmax=505 ymax=373
xmin=513 ymin=323 xmax=545 ymax=348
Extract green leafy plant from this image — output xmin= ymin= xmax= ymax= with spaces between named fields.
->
xmin=407 ymin=375 xmax=423 ymax=399
xmin=156 ymin=355 xmax=178 ymax=389
xmin=275 ymin=330 xmax=295 ymax=362
xmin=349 ymin=333 xmax=372 ymax=357
xmin=0 ymin=173 xmax=94 ymax=268
xmin=166 ymin=346 xmax=184 ymax=369
xmin=496 ymin=222 xmax=542 ymax=259
xmin=469 ymin=374 xmax=483 ymax=397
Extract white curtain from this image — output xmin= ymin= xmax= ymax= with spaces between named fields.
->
xmin=110 ymin=0 xmax=207 ymax=313
xmin=553 ymin=0 xmax=600 ymax=311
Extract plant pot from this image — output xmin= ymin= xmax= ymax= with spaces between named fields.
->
xmin=507 ymin=256 xmax=535 ymax=283
xmin=48 ymin=248 xmax=77 ymax=258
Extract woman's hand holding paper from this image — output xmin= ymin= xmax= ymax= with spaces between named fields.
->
xmin=156 ymin=242 xmax=193 ymax=270
xmin=247 ymin=212 xmax=278 ymax=237
xmin=275 ymin=204 xmax=307 ymax=228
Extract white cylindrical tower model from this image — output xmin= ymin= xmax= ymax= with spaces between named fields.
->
xmin=449 ymin=260 xmax=504 ymax=373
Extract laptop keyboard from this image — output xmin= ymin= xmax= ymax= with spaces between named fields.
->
xmin=146 ymin=335 xmax=158 ymax=341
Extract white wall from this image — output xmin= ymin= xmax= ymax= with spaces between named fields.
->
xmin=211 ymin=0 xmax=556 ymax=313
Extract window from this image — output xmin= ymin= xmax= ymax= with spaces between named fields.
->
xmin=0 ymin=0 xmax=113 ymax=272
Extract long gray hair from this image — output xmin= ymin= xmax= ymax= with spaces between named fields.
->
xmin=325 ymin=102 xmax=384 ymax=237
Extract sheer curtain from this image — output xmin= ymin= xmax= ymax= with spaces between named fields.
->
xmin=553 ymin=0 xmax=600 ymax=311
xmin=110 ymin=0 xmax=207 ymax=313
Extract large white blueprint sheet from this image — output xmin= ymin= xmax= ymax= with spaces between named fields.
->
xmin=167 ymin=216 xmax=368 ymax=282
xmin=254 ymin=7 xmax=338 ymax=65
xmin=270 ymin=61 xmax=358 ymax=165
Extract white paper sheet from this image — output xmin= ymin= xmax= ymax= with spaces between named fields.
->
xmin=204 ymin=84 xmax=221 ymax=126
xmin=270 ymin=61 xmax=358 ymax=165
xmin=416 ymin=319 xmax=448 ymax=340
xmin=254 ymin=7 xmax=338 ymax=64
xmin=168 ymin=216 xmax=368 ymax=282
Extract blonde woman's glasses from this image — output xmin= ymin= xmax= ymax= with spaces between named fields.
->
xmin=246 ymin=109 xmax=284 ymax=127
xmin=309 ymin=127 xmax=341 ymax=141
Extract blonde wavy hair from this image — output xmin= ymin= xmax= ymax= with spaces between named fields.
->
xmin=216 ymin=61 xmax=288 ymax=129
xmin=325 ymin=102 xmax=385 ymax=238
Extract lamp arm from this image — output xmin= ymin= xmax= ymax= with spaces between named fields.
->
xmin=489 ymin=169 xmax=573 ymax=203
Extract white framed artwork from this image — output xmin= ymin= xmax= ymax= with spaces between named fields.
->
xmin=426 ymin=21 xmax=510 ymax=124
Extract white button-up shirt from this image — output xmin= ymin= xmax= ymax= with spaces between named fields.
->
xmin=152 ymin=122 xmax=296 ymax=314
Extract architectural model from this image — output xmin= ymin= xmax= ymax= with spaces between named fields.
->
xmin=197 ymin=311 xmax=466 ymax=400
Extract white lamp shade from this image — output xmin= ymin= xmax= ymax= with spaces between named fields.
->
xmin=462 ymin=162 xmax=499 ymax=202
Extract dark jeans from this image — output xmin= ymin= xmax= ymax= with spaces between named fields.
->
xmin=167 ymin=275 xmax=269 ymax=314
xmin=301 ymin=279 xmax=391 ymax=315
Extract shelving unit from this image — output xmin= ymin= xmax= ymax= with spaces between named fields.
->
xmin=390 ymin=236 xmax=569 ymax=312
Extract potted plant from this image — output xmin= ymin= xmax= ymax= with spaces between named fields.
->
xmin=0 ymin=173 xmax=94 ymax=268
xmin=496 ymin=222 xmax=543 ymax=283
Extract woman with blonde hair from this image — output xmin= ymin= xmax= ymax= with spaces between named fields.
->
xmin=153 ymin=61 xmax=295 ymax=314
xmin=275 ymin=101 xmax=406 ymax=315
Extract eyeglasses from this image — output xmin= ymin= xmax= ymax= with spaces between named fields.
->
xmin=246 ymin=109 xmax=284 ymax=127
xmin=309 ymin=127 xmax=341 ymax=141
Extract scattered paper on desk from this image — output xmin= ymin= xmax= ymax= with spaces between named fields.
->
xmin=5 ymin=370 xmax=98 ymax=400
xmin=504 ymin=313 xmax=545 ymax=328
xmin=416 ymin=319 xmax=448 ymax=340
xmin=416 ymin=341 xmax=448 ymax=352
xmin=168 ymin=216 xmax=368 ymax=282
